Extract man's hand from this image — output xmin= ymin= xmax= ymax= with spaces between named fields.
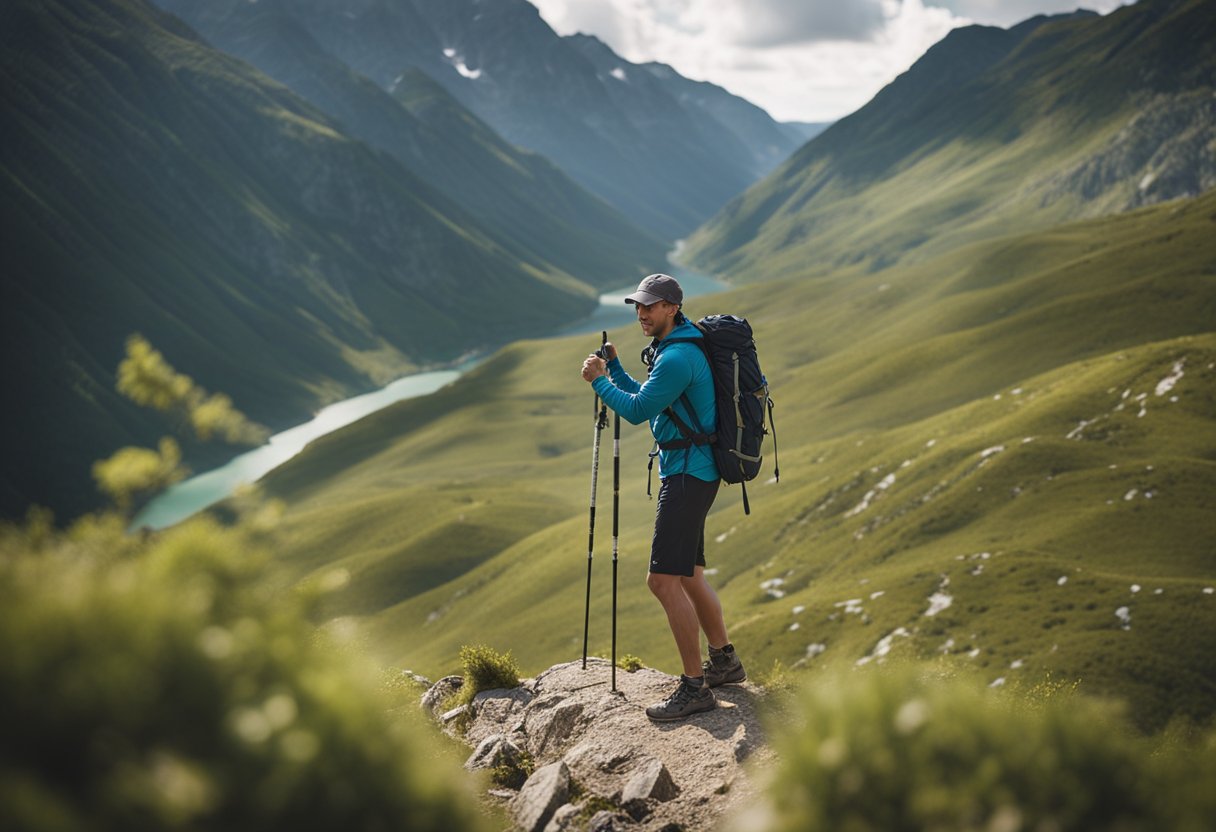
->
xmin=582 ymin=354 xmax=607 ymax=383
xmin=598 ymin=341 xmax=618 ymax=361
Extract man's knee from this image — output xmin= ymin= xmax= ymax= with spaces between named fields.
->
xmin=647 ymin=572 xmax=683 ymax=599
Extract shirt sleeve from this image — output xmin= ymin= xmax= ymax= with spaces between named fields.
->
xmin=592 ymin=347 xmax=693 ymax=426
xmin=605 ymin=357 xmax=641 ymax=394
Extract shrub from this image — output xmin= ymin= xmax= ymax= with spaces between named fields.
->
xmin=453 ymin=644 xmax=520 ymax=707
xmin=617 ymin=654 xmax=644 ymax=672
xmin=0 ymin=514 xmax=489 ymax=832
xmin=734 ymin=665 xmax=1216 ymax=832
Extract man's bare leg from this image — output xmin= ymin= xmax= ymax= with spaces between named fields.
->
xmin=647 ymin=572 xmax=705 ymax=678
xmin=681 ymin=565 xmax=729 ymax=649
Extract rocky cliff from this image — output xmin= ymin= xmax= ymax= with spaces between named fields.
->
xmin=421 ymin=660 xmax=772 ymax=832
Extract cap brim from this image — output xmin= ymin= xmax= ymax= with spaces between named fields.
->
xmin=624 ymin=290 xmax=665 ymax=305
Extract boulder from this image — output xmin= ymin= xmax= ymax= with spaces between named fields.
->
xmin=420 ymin=674 xmax=463 ymax=717
xmin=541 ymin=802 xmax=582 ymax=832
xmin=440 ymin=704 xmax=470 ymax=725
xmin=465 ymin=687 xmax=534 ymax=747
xmin=523 ymin=695 xmax=585 ymax=756
xmin=511 ymin=761 xmax=571 ymax=832
xmin=621 ymin=757 xmax=679 ymax=804
xmin=465 ymin=733 xmax=524 ymax=772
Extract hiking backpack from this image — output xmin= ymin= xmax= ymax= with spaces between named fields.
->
xmin=650 ymin=314 xmax=778 ymax=515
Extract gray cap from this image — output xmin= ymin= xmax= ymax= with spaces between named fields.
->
xmin=624 ymin=273 xmax=683 ymax=306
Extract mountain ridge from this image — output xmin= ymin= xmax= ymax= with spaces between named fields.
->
xmin=188 ymin=0 xmax=805 ymax=238
xmin=152 ymin=0 xmax=667 ymax=288
xmin=684 ymin=0 xmax=1215 ymax=280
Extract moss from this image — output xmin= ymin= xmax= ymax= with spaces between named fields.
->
xmin=489 ymin=749 xmax=534 ymax=790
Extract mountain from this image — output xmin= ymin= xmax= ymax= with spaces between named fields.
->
xmin=151 ymin=0 xmax=666 ymax=289
xmin=683 ymin=0 xmax=1216 ymax=280
xmin=631 ymin=56 xmax=813 ymax=173
xmin=257 ymin=189 xmax=1216 ymax=733
xmin=780 ymin=121 xmax=831 ymax=144
xmin=0 ymin=0 xmax=601 ymax=520
xmin=168 ymin=0 xmax=805 ymax=240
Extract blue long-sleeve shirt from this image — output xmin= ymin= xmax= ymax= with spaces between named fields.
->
xmin=592 ymin=319 xmax=719 ymax=482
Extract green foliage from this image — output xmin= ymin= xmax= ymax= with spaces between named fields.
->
xmin=190 ymin=392 xmax=266 ymax=445
xmin=117 ymin=335 xmax=198 ymax=413
xmin=617 ymin=654 xmax=644 ymax=673
xmin=91 ymin=437 xmax=185 ymax=510
xmin=1008 ymin=670 xmax=1082 ymax=711
xmin=575 ymin=794 xmax=620 ymax=822
xmin=0 ymin=512 xmax=490 ymax=832
xmin=90 ymin=336 xmax=275 ymax=515
xmin=118 ymin=335 xmax=267 ymax=445
xmin=453 ymin=645 xmax=521 ymax=708
xmin=741 ymin=667 xmax=1216 ymax=832
xmin=489 ymin=749 xmax=535 ymax=790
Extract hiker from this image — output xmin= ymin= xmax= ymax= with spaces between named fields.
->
xmin=580 ymin=273 xmax=746 ymax=721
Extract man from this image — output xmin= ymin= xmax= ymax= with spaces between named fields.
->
xmin=580 ymin=273 xmax=745 ymax=721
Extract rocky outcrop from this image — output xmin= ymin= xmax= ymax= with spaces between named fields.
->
xmin=423 ymin=659 xmax=772 ymax=832
xmin=1039 ymin=91 xmax=1216 ymax=213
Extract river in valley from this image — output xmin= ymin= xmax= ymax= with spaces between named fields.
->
xmin=130 ymin=264 xmax=726 ymax=531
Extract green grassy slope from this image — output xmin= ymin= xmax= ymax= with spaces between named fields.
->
xmin=261 ymin=190 xmax=1216 ymax=732
xmin=0 ymin=0 xmax=600 ymax=519
xmin=684 ymin=0 xmax=1216 ymax=282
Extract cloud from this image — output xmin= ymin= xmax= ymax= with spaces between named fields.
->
xmin=529 ymin=0 xmax=1133 ymax=122
xmin=541 ymin=0 xmax=633 ymax=45
xmin=705 ymin=0 xmax=890 ymax=47
xmin=928 ymin=0 xmax=1133 ymax=26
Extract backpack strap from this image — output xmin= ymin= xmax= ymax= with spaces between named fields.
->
xmin=651 ymin=336 xmax=714 ymax=452
xmin=644 ymin=334 xmax=713 ymax=495
xmin=657 ymin=392 xmax=715 ymax=451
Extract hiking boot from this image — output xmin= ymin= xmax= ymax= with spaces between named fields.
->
xmin=702 ymin=644 xmax=746 ymax=688
xmin=645 ymin=675 xmax=716 ymax=722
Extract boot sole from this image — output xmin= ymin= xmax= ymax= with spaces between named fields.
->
xmin=645 ymin=699 xmax=717 ymax=722
xmin=705 ymin=671 xmax=747 ymax=688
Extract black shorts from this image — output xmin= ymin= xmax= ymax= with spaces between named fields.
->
xmin=650 ymin=474 xmax=720 ymax=577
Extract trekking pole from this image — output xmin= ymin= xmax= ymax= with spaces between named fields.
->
xmin=611 ymin=392 xmax=620 ymax=692
xmin=582 ymin=332 xmax=609 ymax=670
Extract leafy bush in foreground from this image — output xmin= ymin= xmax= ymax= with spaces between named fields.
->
xmin=737 ymin=665 xmax=1216 ymax=832
xmin=0 ymin=513 xmax=488 ymax=832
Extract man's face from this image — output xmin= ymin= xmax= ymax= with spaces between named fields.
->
xmin=635 ymin=299 xmax=677 ymax=338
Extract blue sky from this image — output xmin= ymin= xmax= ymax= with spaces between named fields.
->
xmin=530 ymin=0 xmax=1136 ymax=122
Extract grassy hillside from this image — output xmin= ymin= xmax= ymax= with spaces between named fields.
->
xmin=0 ymin=0 xmax=600 ymax=519
xmin=684 ymin=0 xmax=1216 ymax=282
xmin=259 ymin=190 xmax=1216 ymax=732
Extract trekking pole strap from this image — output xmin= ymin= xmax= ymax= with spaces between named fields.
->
xmin=768 ymin=397 xmax=779 ymax=482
